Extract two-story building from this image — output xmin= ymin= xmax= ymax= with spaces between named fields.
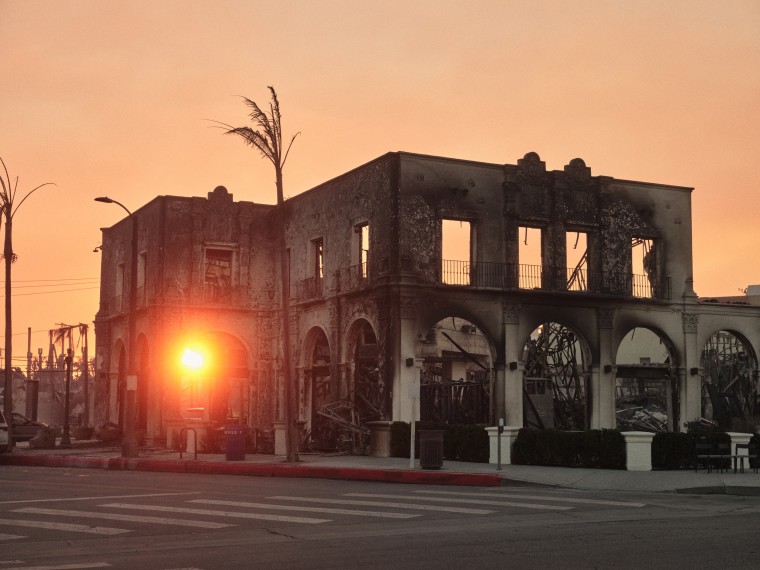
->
xmin=93 ymin=151 xmax=760 ymax=449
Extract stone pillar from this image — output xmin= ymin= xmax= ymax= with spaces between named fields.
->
xmin=503 ymin=304 xmax=523 ymax=427
xmin=486 ymin=425 xmax=521 ymax=465
xmin=682 ymin=313 xmax=701 ymax=425
xmin=393 ymin=296 xmax=420 ymax=422
xmin=727 ymin=432 xmax=753 ymax=456
xmin=273 ymin=421 xmax=286 ymax=456
xmin=368 ymin=421 xmax=393 ymax=457
xmin=621 ymin=431 xmax=655 ymax=471
xmin=494 ymin=362 xmax=506 ymax=422
xmin=595 ymin=309 xmax=616 ymax=429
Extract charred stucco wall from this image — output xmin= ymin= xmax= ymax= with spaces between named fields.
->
xmin=397 ymin=154 xmax=507 ymax=279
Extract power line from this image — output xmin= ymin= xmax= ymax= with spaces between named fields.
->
xmin=0 ymin=277 xmax=99 ymax=284
xmin=1 ymin=286 xmax=100 ymax=297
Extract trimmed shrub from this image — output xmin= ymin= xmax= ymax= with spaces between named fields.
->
xmin=652 ymin=427 xmax=731 ymax=470
xmin=512 ymin=428 xmax=625 ymax=469
xmin=389 ymin=422 xmax=489 ymax=463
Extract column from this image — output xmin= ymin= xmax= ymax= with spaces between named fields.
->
xmin=503 ymin=304 xmax=523 ymax=427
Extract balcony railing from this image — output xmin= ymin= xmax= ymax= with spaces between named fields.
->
xmin=336 ymin=263 xmax=368 ymax=293
xmin=438 ymin=259 xmax=670 ymax=300
xmin=297 ymin=276 xmax=324 ymax=301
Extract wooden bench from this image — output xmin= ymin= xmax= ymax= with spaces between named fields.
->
xmin=695 ymin=442 xmax=758 ymax=474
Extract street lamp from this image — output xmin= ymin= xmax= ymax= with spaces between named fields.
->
xmin=95 ymin=196 xmax=139 ymax=458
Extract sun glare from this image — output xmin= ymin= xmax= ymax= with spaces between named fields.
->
xmin=181 ymin=348 xmax=204 ymax=370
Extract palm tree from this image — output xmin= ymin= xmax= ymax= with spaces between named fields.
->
xmin=0 ymin=157 xmax=53 ymax=441
xmin=216 ymin=87 xmax=300 ymax=462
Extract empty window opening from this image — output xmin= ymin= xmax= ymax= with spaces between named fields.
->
xmin=442 ymin=219 xmax=471 ymax=285
xmin=631 ymin=238 xmax=655 ymax=298
xmin=116 ymin=263 xmax=125 ymax=311
xmin=137 ymin=251 xmax=147 ymax=305
xmin=566 ymin=231 xmax=588 ymax=291
xmin=311 ymin=237 xmax=324 ymax=279
xmin=205 ymin=249 xmax=233 ymax=302
xmin=518 ymin=226 xmax=542 ymax=288
xmin=352 ymin=223 xmax=369 ymax=278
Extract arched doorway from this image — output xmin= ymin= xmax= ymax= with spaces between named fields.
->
xmin=302 ymin=327 xmax=334 ymax=449
xmin=136 ymin=334 xmax=149 ymax=431
xmin=418 ymin=317 xmax=494 ymax=425
xmin=346 ymin=319 xmax=385 ymax=423
xmin=522 ymin=322 xmax=591 ymax=430
xmin=182 ymin=332 xmax=249 ymax=424
xmin=615 ymin=327 xmax=677 ymax=431
xmin=701 ymin=331 xmax=758 ymax=429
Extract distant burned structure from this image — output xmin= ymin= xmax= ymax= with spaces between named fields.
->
xmin=94 ymin=152 xmax=760 ymax=449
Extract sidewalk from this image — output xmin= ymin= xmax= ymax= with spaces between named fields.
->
xmin=4 ymin=440 xmax=760 ymax=495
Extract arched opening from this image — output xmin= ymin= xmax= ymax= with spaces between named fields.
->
xmin=180 ymin=332 xmax=249 ymax=424
xmin=302 ymin=327 xmax=334 ymax=450
xmin=701 ymin=331 xmax=758 ymax=430
xmin=522 ymin=322 xmax=590 ymax=430
xmin=346 ymin=319 xmax=385 ymax=423
xmin=136 ymin=334 xmax=149 ymax=431
xmin=615 ymin=327 xmax=677 ymax=432
xmin=418 ymin=317 xmax=494 ymax=425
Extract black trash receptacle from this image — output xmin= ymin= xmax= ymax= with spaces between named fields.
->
xmin=224 ymin=424 xmax=246 ymax=461
xmin=419 ymin=430 xmax=444 ymax=470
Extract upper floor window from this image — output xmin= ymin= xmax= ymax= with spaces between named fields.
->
xmin=353 ymin=222 xmax=369 ymax=278
xmin=441 ymin=219 xmax=472 ymax=285
xmin=205 ymin=249 xmax=233 ymax=301
xmin=311 ymin=237 xmax=324 ymax=280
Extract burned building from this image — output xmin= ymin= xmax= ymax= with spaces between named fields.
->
xmin=93 ymin=152 xmax=760 ymax=449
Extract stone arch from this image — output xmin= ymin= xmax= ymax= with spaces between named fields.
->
xmin=301 ymin=326 xmax=333 ymax=447
xmin=521 ymin=321 xmax=592 ymax=430
xmin=135 ymin=333 xmax=149 ymax=431
xmin=109 ymin=340 xmax=126 ymax=429
xmin=614 ymin=326 xmax=679 ymax=432
xmin=183 ymin=331 xmax=249 ymax=424
xmin=343 ymin=318 xmax=386 ymax=422
xmin=415 ymin=314 xmax=496 ymax=425
xmin=700 ymin=329 xmax=759 ymax=429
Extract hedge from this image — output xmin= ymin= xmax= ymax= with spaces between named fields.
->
xmin=511 ymin=428 xmax=626 ymax=469
xmin=651 ymin=426 xmax=731 ymax=470
xmin=389 ymin=422 xmax=489 ymax=463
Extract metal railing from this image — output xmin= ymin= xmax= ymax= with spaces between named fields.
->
xmin=297 ymin=276 xmax=324 ymax=300
xmin=438 ymin=259 xmax=670 ymax=300
xmin=336 ymin=263 xmax=368 ymax=293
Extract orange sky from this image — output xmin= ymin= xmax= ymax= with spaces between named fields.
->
xmin=1 ymin=0 xmax=759 ymax=359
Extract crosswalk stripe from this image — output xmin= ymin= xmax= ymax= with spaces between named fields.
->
xmin=0 ymin=532 xmax=24 ymax=540
xmin=4 ymin=562 xmax=111 ymax=570
xmin=0 ymin=519 xmax=127 ymax=535
xmin=14 ymin=508 xmax=233 ymax=529
xmin=267 ymin=496 xmax=494 ymax=515
xmin=413 ymin=490 xmax=645 ymax=508
xmin=189 ymin=499 xmax=419 ymax=519
xmin=343 ymin=493 xmax=572 ymax=511
xmin=100 ymin=503 xmax=329 ymax=524
xmin=0 ymin=492 xmax=197 ymax=506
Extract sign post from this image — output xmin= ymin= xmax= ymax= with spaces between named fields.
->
xmin=408 ymin=373 xmax=420 ymax=469
xmin=497 ymin=417 xmax=504 ymax=471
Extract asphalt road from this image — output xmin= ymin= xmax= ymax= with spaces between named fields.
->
xmin=1 ymin=467 xmax=760 ymax=569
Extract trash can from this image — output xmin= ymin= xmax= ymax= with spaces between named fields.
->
xmin=224 ymin=424 xmax=246 ymax=461
xmin=419 ymin=430 xmax=444 ymax=470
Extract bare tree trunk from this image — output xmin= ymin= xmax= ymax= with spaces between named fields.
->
xmin=3 ymin=216 xmax=12 ymax=441
xmin=277 ymin=170 xmax=299 ymax=462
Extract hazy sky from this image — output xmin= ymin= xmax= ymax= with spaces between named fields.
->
xmin=1 ymin=0 xmax=759 ymax=359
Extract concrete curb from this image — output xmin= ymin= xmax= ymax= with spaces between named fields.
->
xmin=0 ymin=454 xmax=503 ymax=487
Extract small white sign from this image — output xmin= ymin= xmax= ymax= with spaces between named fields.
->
xmin=408 ymin=375 xmax=420 ymax=400
xmin=126 ymin=375 xmax=138 ymax=391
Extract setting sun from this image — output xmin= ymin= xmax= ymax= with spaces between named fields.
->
xmin=180 ymin=348 xmax=204 ymax=371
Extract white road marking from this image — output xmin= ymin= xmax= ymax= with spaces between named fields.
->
xmin=0 ymin=562 xmax=111 ymax=570
xmin=343 ymin=493 xmax=572 ymax=511
xmin=0 ymin=533 xmax=23 ymax=541
xmin=190 ymin=499 xmax=419 ymax=519
xmin=101 ymin=503 xmax=329 ymax=524
xmin=14 ymin=508 xmax=232 ymax=529
xmin=414 ymin=490 xmax=645 ymax=508
xmin=0 ymin=492 xmax=198 ymax=506
xmin=0 ymin=519 xmax=127 ymax=536
xmin=268 ymin=496 xmax=494 ymax=515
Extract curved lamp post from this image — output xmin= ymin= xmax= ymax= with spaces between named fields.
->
xmin=95 ymin=196 xmax=138 ymax=458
